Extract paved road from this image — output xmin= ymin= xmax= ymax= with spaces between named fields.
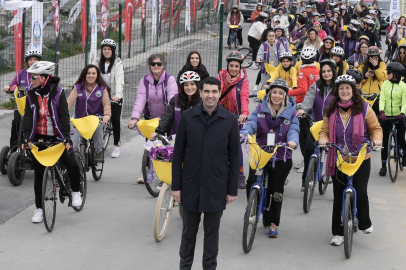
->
xmin=1 ymin=22 xmax=406 ymax=269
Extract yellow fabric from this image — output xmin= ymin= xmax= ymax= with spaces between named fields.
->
xmin=70 ymin=116 xmax=99 ymax=140
xmin=247 ymin=134 xmax=280 ymax=169
xmin=289 ymin=14 xmax=294 ymax=19
xmin=228 ymin=25 xmax=239 ymax=29
xmin=362 ymin=95 xmax=378 ymax=106
xmin=256 ymin=89 xmax=267 ymax=101
xmin=398 ymin=38 xmax=405 ymax=46
xmin=290 ymin=44 xmax=299 ymax=55
xmin=264 ymin=63 xmax=278 ymax=80
xmin=14 ymin=90 xmax=26 ymax=116
xmin=310 ymin=120 xmax=323 ymax=141
xmin=266 ymin=64 xmax=298 ymax=88
xmin=30 ymin=143 xmax=65 ymax=166
xmin=136 ymin=118 xmax=159 ymax=139
xmin=343 ymin=25 xmax=348 ymax=31
xmin=336 ymin=144 xmax=367 ymax=176
xmin=152 ymin=159 xmax=172 ymax=185
xmin=295 ymin=61 xmax=320 ymax=73
xmin=336 ymin=61 xmax=349 ymax=75
xmin=357 ymin=62 xmax=388 ymax=95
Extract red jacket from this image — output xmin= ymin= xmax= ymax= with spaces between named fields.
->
xmin=288 ymin=63 xmax=319 ymax=103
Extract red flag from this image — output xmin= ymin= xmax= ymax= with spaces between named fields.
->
xmin=101 ymin=0 xmax=109 ymax=39
xmin=191 ymin=0 xmax=195 ymax=28
xmin=171 ymin=0 xmax=184 ymax=34
xmin=197 ymin=0 xmax=205 ymax=10
xmin=14 ymin=10 xmax=23 ymax=73
xmin=81 ymin=0 xmax=87 ymax=56
xmin=125 ymin=0 xmax=133 ymax=49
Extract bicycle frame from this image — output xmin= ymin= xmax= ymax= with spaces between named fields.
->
xmin=391 ymin=122 xmax=399 ymax=159
xmin=248 ymin=169 xmax=268 ymax=222
xmin=305 ymin=141 xmax=328 ymax=186
xmin=341 ymin=175 xmax=358 ymax=227
xmin=51 ymin=161 xmax=73 ymax=206
xmin=79 ymin=137 xmax=96 ymax=171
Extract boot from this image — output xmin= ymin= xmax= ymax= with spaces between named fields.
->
xmin=238 ymin=175 xmax=246 ymax=189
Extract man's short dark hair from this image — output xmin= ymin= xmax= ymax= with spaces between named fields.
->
xmin=200 ymin=77 xmax=221 ymax=91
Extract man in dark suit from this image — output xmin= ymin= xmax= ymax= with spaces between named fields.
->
xmin=172 ymin=77 xmax=240 ymax=270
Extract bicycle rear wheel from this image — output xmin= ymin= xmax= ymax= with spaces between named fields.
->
xmin=388 ymin=132 xmax=398 ymax=183
xmin=102 ymin=123 xmax=112 ymax=151
xmin=238 ymin=48 xmax=253 ymax=68
xmin=142 ymin=150 xmax=161 ymax=197
xmin=153 ymin=183 xmax=174 ymax=242
xmin=399 ymin=149 xmax=404 ymax=171
xmin=73 ymin=152 xmax=87 ymax=212
xmin=343 ymin=192 xmax=354 ymax=259
xmin=42 ymin=167 xmax=57 ymax=232
xmin=319 ymin=158 xmax=330 ymax=195
xmin=303 ymin=157 xmax=317 ymax=213
xmin=242 ymin=188 xmax=259 ymax=253
xmin=384 ymin=50 xmax=390 ymax=63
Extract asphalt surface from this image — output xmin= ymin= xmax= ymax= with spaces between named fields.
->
xmin=1 ymin=22 xmax=406 ymax=269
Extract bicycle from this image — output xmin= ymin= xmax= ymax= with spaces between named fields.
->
xmin=386 ymin=117 xmax=404 ymax=182
xmin=102 ymin=118 xmax=113 ymax=151
xmin=241 ymin=135 xmax=293 ymax=253
xmin=228 ymin=25 xmax=240 ymax=49
xmin=238 ymin=47 xmax=253 ymax=68
xmin=30 ymin=140 xmax=86 ymax=232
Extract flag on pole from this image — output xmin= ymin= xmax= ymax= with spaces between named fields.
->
xmin=141 ymin=0 xmax=146 ymax=39
xmin=13 ymin=9 xmax=23 ymax=73
xmin=52 ymin=0 xmax=61 ymax=38
xmin=29 ymin=1 xmax=44 ymax=53
xmin=81 ymin=0 xmax=87 ymax=56
xmin=67 ymin=1 xmax=81 ymax=24
xmin=152 ymin=0 xmax=157 ymax=41
xmin=89 ymin=0 xmax=97 ymax=62
xmin=158 ymin=0 xmax=163 ymax=37
xmin=101 ymin=0 xmax=109 ymax=38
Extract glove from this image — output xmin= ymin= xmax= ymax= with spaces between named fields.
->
xmin=379 ymin=111 xmax=387 ymax=122
xmin=397 ymin=113 xmax=405 ymax=121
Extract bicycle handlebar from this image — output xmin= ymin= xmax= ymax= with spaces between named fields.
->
xmin=318 ymin=142 xmax=381 ymax=154
xmin=240 ymin=137 xmax=295 ymax=151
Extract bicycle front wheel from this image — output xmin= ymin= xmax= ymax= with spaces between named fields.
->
xmin=242 ymin=188 xmax=259 ymax=253
xmin=142 ymin=150 xmax=161 ymax=197
xmin=102 ymin=123 xmax=112 ymax=151
xmin=73 ymin=151 xmax=87 ymax=212
xmin=238 ymin=48 xmax=253 ymax=68
xmin=303 ymin=157 xmax=317 ymax=213
xmin=42 ymin=167 xmax=57 ymax=232
xmin=388 ymin=132 xmax=398 ymax=183
xmin=343 ymin=192 xmax=354 ymax=259
xmin=319 ymin=157 xmax=331 ymax=195
xmin=153 ymin=183 xmax=174 ymax=242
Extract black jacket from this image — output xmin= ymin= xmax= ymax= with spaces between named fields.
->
xmin=364 ymin=28 xmax=382 ymax=48
xmin=23 ymin=84 xmax=71 ymax=142
xmin=176 ymin=64 xmax=210 ymax=87
xmin=172 ymin=104 xmax=240 ymax=212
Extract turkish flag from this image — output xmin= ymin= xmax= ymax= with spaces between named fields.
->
xmin=81 ymin=0 xmax=87 ymax=56
xmin=14 ymin=10 xmax=23 ymax=72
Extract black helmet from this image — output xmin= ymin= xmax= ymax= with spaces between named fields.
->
xmin=226 ymin=51 xmax=244 ymax=64
xmin=335 ymin=75 xmax=357 ymax=87
xmin=232 ymin=4 xmax=238 ymax=9
xmin=307 ymin=27 xmax=317 ymax=36
xmin=320 ymin=58 xmax=337 ymax=69
xmin=387 ymin=62 xmax=406 ymax=74
xmin=268 ymin=79 xmax=289 ymax=94
xmin=346 ymin=69 xmax=364 ymax=83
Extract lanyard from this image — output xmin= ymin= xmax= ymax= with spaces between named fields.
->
xmin=267 ymin=43 xmax=275 ymax=62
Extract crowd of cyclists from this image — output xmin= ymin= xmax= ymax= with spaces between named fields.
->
xmin=1 ymin=0 xmax=406 ymax=255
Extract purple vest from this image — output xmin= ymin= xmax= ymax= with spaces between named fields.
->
xmin=74 ymin=83 xmax=105 ymax=118
xmin=142 ymin=72 xmax=171 ymax=118
xmin=312 ymin=84 xmax=334 ymax=122
xmin=260 ymin=42 xmax=282 ymax=74
xmin=26 ymin=85 xmax=65 ymax=142
xmin=256 ymin=103 xmax=297 ymax=160
xmin=170 ymin=94 xmax=182 ymax=136
xmin=11 ymin=69 xmax=32 ymax=111
xmin=292 ymin=26 xmax=306 ymax=40
xmin=277 ymin=37 xmax=290 ymax=52
xmin=342 ymin=39 xmax=359 ymax=58
xmin=331 ymin=102 xmax=370 ymax=155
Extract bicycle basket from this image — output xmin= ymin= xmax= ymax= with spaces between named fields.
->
xmin=31 ymin=143 xmax=65 ymax=166
xmin=14 ymin=90 xmax=26 ymax=116
xmin=152 ymin=159 xmax=172 ymax=185
xmin=247 ymin=135 xmax=280 ymax=169
xmin=264 ymin=63 xmax=277 ymax=79
xmin=398 ymin=38 xmax=406 ymax=46
xmin=336 ymin=144 xmax=367 ymax=176
xmin=137 ymin=118 xmax=159 ymax=139
xmin=310 ymin=120 xmax=323 ymax=141
xmin=361 ymin=95 xmax=378 ymax=106
xmin=70 ymin=115 xmax=99 ymax=140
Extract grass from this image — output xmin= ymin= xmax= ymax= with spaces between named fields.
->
xmin=0 ymin=65 xmax=16 ymax=74
xmin=0 ymin=43 xmax=5 ymax=50
xmin=0 ymin=97 xmax=17 ymax=109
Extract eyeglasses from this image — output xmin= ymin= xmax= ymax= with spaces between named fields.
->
xmin=151 ymin=62 xmax=163 ymax=67
xmin=325 ymin=41 xmax=333 ymax=44
xmin=31 ymin=75 xmax=39 ymax=80
xmin=387 ymin=71 xmax=393 ymax=75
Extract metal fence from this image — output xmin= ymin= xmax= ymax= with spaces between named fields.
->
xmin=0 ymin=0 xmax=224 ymax=115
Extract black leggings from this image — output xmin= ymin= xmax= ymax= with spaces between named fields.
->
xmin=246 ymin=159 xmax=293 ymax=227
xmin=227 ymin=28 xmax=243 ymax=46
xmin=32 ymin=135 xmax=80 ymax=209
xmin=255 ymin=71 xmax=261 ymax=86
xmin=331 ymin=159 xmax=372 ymax=236
xmin=111 ymin=99 xmax=123 ymax=145
xmin=381 ymin=119 xmax=406 ymax=162
xmin=10 ymin=110 xmax=20 ymax=147
xmin=248 ymin=35 xmax=260 ymax=62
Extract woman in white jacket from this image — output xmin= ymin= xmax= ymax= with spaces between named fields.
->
xmin=93 ymin=39 xmax=124 ymax=158
xmin=272 ymin=8 xmax=290 ymax=37
xmin=247 ymin=12 xmax=268 ymax=69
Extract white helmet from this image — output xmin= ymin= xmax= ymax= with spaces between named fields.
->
xmin=259 ymin=12 xmax=268 ymax=18
xmin=25 ymin=50 xmax=42 ymax=61
xmin=179 ymin=71 xmax=200 ymax=84
xmin=101 ymin=39 xmax=117 ymax=49
xmin=335 ymin=75 xmax=356 ymax=87
xmin=331 ymin=46 xmax=345 ymax=57
xmin=26 ymin=61 xmax=56 ymax=76
xmin=301 ymin=47 xmax=317 ymax=60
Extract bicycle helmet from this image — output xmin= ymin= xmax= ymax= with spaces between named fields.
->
xmin=350 ymin=19 xmax=360 ymax=26
xmin=345 ymin=69 xmax=364 ymax=82
xmin=273 ymin=17 xmax=281 ymax=22
xmin=279 ymin=52 xmax=294 ymax=62
xmin=301 ymin=47 xmax=317 ymax=62
xmin=179 ymin=71 xmax=200 ymax=84
xmin=26 ymin=61 xmax=56 ymax=76
xmin=277 ymin=7 xmax=284 ymax=12
xmin=312 ymin=4 xmax=317 ymax=8
xmin=365 ymin=19 xmax=375 ymax=26
xmin=306 ymin=5 xmax=312 ymax=8
xmin=307 ymin=27 xmax=317 ymax=36
xmin=274 ymin=25 xmax=285 ymax=36
xmin=313 ymin=12 xmax=320 ymax=17
xmin=319 ymin=18 xmax=326 ymax=24
xmin=320 ymin=58 xmax=337 ymax=70
xmin=320 ymin=13 xmax=325 ymax=17
xmin=101 ymin=39 xmax=117 ymax=49
xmin=347 ymin=26 xmax=357 ymax=36
xmin=365 ymin=15 xmax=372 ymax=20
xmin=330 ymin=17 xmax=338 ymax=24
xmin=279 ymin=1 xmax=285 ymax=5
xmin=323 ymin=35 xmax=334 ymax=43
xmin=369 ymin=9 xmax=376 ymax=15
xmin=335 ymin=75 xmax=356 ymax=87
xmin=25 ymin=50 xmax=42 ymax=61
xmin=295 ymin=11 xmax=302 ymax=16
xmin=257 ymin=3 xmax=264 ymax=6
xmin=399 ymin=43 xmax=406 ymax=50
xmin=340 ymin=5 xmax=347 ymax=10
xmin=387 ymin=62 xmax=406 ymax=74
xmin=268 ymin=78 xmax=289 ymax=94
xmin=226 ymin=51 xmax=244 ymax=64
xmin=367 ymin=46 xmax=380 ymax=56
xmin=333 ymin=8 xmax=340 ymax=14
xmin=232 ymin=4 xmax=238 ymax=9
xmin=259 ymin=12 xmax=268 ymax=18
xmin=331 ymin=46 xmax=345 ymax=57
xmin=359 ymin=35 xmax=370 ymax=43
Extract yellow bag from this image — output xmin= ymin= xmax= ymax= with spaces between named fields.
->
xmin=31 ymin=143 xmax=65 ymax=166
xmin=137 ymin=118 xmax=159 ymax=139
xmin=70 ymin=115 xmax=100 ymax=140
xmin=152 ymin=159 xmax=172 ymax=185
xmin=264 ymin=62 xmax=277 ymax=79
xmin=14 ymin=90 xmax=26 ymax=116
xmin=228 ymin=25 xmax=239 ymax=29
xmin=310 ymin=120 xmax=323 ymax=141
xmin=336 ymin=144 xmax=367 ymax=176
xmin=247 ymin=134 xmax=280 ymax=169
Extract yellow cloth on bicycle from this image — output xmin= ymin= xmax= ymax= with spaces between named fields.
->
xmin=247 ymin=134 xmax=280 ymax=169
xmin=14 ymin=90 xmax=26 ymax=116
xmin=256 ymin=89 xmax=267 ymax=101
xmin=336 ymin=144 xmax=367 ymax=176
xmin=30 ymin=143 xmax=65 ymax=166
xmin=264 ymin=62 xmax=277 ymax=79
xmin=290 ymin=44 xmax=298 ymax=55
xmin=137 ymin=118 xmax=159 ymax=139
xmin=362 ymin=95 xmax=378 ymax=106
xmin=228 ymin=25 xmax=239 ymax=29
xmin=398 ymin=38 xmax=405 ymax=46
xmin=152 ymin=159 xmax=172 ymax=185
xmin=310 ymin=120 xmax=323 ymax=141
xmin=70 ymin=115 xmax=99 ymax=140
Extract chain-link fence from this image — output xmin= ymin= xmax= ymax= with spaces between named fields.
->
xmin=0 ymin=0 xmax=224 ymax=114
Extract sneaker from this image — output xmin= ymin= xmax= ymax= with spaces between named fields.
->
xmin=111 ymin=146 xmax=120 ymax=158
xmin=251 ymin=65 xmax=259 ymax=70
xmin=157 ymin=181 xmax=163 ymax=190
xmin=379 ymin=167 xmax=387 ymax=176
xmin=94 ymin=152 xmax=104 ymax=163
xmin=268 ymin=224 xmax=278 ymax=238
xmin=238 ymin=175 xmax=246 ymax=189
xmin=32 ymin=209 xmax=43 ymax=223
xmin=238 ymin=45 xmax=242 ymax=49
xmin=72 ymin=192 xmax=82 ymax=207
xmin=300 ymin=186 xmax=305 ymax=192
xmin=137 ymin=177 xmax=145 ymax=184
xmin=363 ymin=225 xmax=373 ymax=234
xmin=330 ymin=235 xmax=344 ymax=246
xmin=253 ymin=85 xmax=259 ymax=92
xmin=296 ymin=167 xmax=304 ymax=173
xmin=294 ymin=160 xmax=304 ymax=169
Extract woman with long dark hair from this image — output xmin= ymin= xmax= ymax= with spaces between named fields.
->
xmin=342 ymin=26 xmax=359 ymax=60
xmin=68 ymin=64 xmax=111 ymax=162
xmin=176 ymin=51 xmax=209 ymax=86
xmin=331 ymin=46 xmax=349 ymax=76
xmin=357 ymin=46 xmax=387 ymax=96
xmin=318 ymin=36 xmax=334 ymax=62
xmin=394 ymin=44 xmax=406 ymax=79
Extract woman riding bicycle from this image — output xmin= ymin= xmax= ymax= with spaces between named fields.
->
xmin=290 ymin=17 xmax=307 ymax=45
xmin=319 ymin=75 xmax=382 ymax=246
xmin=216 ymin=51 xmax=249 ymax=189
xmin=151 ymin=71 xmax=201 ymax=139
xmin=318 ymin=35 xmax=334 ymax=62
xmin=92 ymin=39 xmax=124 ymax=158
xmin=331 ymin=46 xmax=349 ymax=76
xmin=22 ymin=61 xmax=82 ymax=223
xmin=226 ymin=5 xmax=244 ymax=49
xmin=298 ymin=59 xmax=337 ymax=191
xmin=247 ymin=12 xmax=268 ymax=70
xmin=347 ymin=41 xmax=369 ymax=69
xmin=176 ymin=51 xmax=209 ymax=86
xmin=240 ymin=79 xmax=299 ymax=238
xmin=68 ymin=64 xmax=111 ymax=163
xmin=378 ymin=62 xmax=406 ymax=176
xmin=388 ymin=16 xmax=406 ymax=55
xmin=3 ymin=50 xmax=41 ymax=148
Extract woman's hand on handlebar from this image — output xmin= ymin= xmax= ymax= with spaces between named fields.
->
xmin=319 ymin=139 xmax=328 ymax=147
xmin=297 ymin=109 xmax=305 ymax=116
xmin=111 ymin=96 xmax=120 ymax=102
xmin=288 ymin=141 xmax=296 ymax=149
xmin=373 ymin=140 xmax=382 ymax=147
xmin=128 ymin=119 xmax=138 ymax=129
xmin=238 ymin=114 xmax=248 ymax=124
xmin=3 ymin=85 xmax=10 ymax=92
xmin=103 ymin=115 xmax=111 ymax=124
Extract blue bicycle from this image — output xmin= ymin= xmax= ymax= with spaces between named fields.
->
xmin=386 ymin=117 xmax=404 ymax=182
xmin=242 ymin=137 xmax=293 ymax=253
xmin=228 ymin=25 xmax=239 ymax=49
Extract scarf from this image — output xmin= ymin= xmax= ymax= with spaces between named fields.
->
xmin=326 ymin=100 xmax=365 ymax=176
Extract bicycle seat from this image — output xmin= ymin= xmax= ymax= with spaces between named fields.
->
xmin=247 ymin=135 xmax=280 ymax=169
xmin=70 ymin=115 xmax=100 ymax=140
xmin=229 ymin=25 xmax=239 ymax=29
xmin=137 ymin=118 xmax=159 ymax=139
xmin=30 ymin=142 xmax=65 ymax=166
xmin=310 ymin=120 xmax=323 ymax=141
xmin=152 ymin=159 xmax=172 ymax=185
xmin=14 ymin=90 xmax=26 ymax=116
xmin=336 ymin=144 xmax=367 ymax=176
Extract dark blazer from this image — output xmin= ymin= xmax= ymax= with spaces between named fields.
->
xmin=172 ymin=104 xmax=240 ymax=212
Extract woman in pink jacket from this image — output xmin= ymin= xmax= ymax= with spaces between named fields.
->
xmin=314 ymin=21 xmax=327 ymax=41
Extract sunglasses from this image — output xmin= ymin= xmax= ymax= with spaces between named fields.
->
xmin=400 ymin=51 xmax=406 ymax=55
xmin=387 ymin=71 xmax=392 ymax=75
xmin=151 ymin=62 xmax=163 ymax=67
xmin=31 ymin=75 xmax=39 ymax=80
xmin=325 ymin=41 xmax=333 ymax=44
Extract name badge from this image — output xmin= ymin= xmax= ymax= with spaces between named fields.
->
xmin=175 ymin=107 xmax=181 ymax=112
xmin=78 ymin=94 xmax=83 ymax=97
xmin=257 ymin=113 xmax=265 ymax=118
xmin=21 ymin=80 xmax=25 ymax=83
xmin=267 ymin=131 xmax=275 ymax=146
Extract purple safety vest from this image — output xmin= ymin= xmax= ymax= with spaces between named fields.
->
xmin=142 ymin=72 xmax=171 ymax=118
xmin=292 ymin=26 xmax=306 ymax=40
xmin=342 ymin=39 xmax=359 ymax=59
xmin=260 ymin=42 xmax=282 ymax=74
xmin=256 ymin=103 xmax=297 ymax=160
xmin=11 ymin=69 xmax=32 ymax=111
xmin=312 ymin=84 xmax=334 ymax=122
xmin=170 ymin=94 xmax=202 ymax=135
xmin=74 ymin=83 xmax=106 ymax=118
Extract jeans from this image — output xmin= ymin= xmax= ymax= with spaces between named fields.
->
xmin=72 ymin=122 xmax=104 ymax=152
